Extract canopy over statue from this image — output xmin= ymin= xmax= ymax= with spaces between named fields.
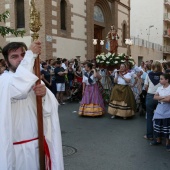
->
xmin=106 ymin=25 xmax=119 ymax=54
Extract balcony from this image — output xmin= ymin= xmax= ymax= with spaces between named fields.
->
xmin=164 ymin=45 xmax=170 ymax=54
xmin=165 ymin=0 xmax=170 ymax=6
xmin=163 ymin=29 xmax=170 ymax=38
xmin=164 ymin=13 xmax=170 ymax=22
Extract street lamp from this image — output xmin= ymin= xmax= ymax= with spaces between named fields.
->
xmin=125 ymin=39 xmax=133 ymax=46
xmin=93 ymin=39 xmax=105 ymax=54
xmin=100 ymin=40 xmax=104 ymax=46
xmin=93 ymin=39 xmax=98 ymax=45
xmin=147 ymin=25 xmax=154 ymax=47
xmin=93 ymin=39 xmax=105 ymax=61
xmin=125 ymin=39 xmax=133 ymax=56
xmin=147 ymin=25 xmax=154 ymax=55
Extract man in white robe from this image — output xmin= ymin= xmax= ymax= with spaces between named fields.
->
xmin=0 ymin=41 xmax=64 ymax=170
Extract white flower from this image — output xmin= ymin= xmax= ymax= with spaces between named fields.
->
xmin=106 ymin=61 xmax=110 ymax=64
xmin=105 ymin=54 xmax=109 ymax=58
xmin=115 ymin=57 xmax=119 ymax=59
xmin=96 ymin=59 xmax=100 ymax=63
xmin=121 ymin=60 xmax=125 ymax=62
xmin=115 ymin=61 xmax=118 ymax=64
xmin=100 ymin=61 xmax=104 ymax=63
xmin=96 ymin=55 xmax=100 ymax=58
xmin=102 ymin=56 xmax=106 ymax=60
xmin=112 ymin=53 xmax=115 ymax=57
xmin=110 ymin=57 xmax=112 ymax=60
xmin=107 ymin=52 xmax=112 ymax=56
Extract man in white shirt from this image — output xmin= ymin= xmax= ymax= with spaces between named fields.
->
xmin=0 ymin=41 xmax=64 ymax=170
xmin=61 ymin=58 xmax=68 ymax=70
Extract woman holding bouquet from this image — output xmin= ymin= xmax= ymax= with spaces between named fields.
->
xmin=79 ymin=63 xmax=105 ymax=116
xmin=108 ymin=63 xmax=136 ymax=119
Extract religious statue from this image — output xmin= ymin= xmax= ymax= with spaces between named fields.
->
xmin=106 ymin=25 xmax=119 ymax=54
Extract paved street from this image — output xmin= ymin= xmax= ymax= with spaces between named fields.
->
xmin=59 ymin=102 xmax=170 ymax=170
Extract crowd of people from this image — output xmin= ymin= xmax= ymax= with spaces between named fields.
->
xmin=39 ymin=58 xmax=84 ymax=104
xmin=36 ymin=58 xmax=170 ymax=152
xmin=1 ymin=45 xmax=170 ymax=158
xmin=109 ymin=59 xmax=170 ymax=152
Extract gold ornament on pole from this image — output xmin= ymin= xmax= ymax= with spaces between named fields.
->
xmin=29 ymin=0 xmax=45 ymax=169
xmin=30 ymin=0 xmax=42 ymax=41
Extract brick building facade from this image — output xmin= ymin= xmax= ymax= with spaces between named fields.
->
xmin=0 ymin=0 xmax=130 ymax=61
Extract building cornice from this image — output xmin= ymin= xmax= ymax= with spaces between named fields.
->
xmin=108 ymin=0 xmax=130 ymax=10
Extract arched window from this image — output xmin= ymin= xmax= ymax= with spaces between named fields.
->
xmin=60 ymin=0 xmax=67 ymax=30
xmin=15 ymin=0 xmax=25 ymax=28
xmin=123 ymin=23 xmax=127 ymax=44
xmin=94 ymin=6 xmax=104 ymax=23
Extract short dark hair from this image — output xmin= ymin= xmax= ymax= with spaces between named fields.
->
xmin=42 ymin=62 xmax=47 ymax=68
xmin=161 ymin=73 xmax=170 ymax=83
xmin=62 ymin=58 xmax=67 ymax=63
xmin=56 ymin=60 xmax=61 ymax=65
xmin=2 ymin=42 xmax=27 ymax=61
xmin=86 ymin=62 xmax=93 ymax=70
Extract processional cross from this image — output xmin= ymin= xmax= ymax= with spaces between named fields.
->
xmin=29 ymin=0 xmax=45 ymax=169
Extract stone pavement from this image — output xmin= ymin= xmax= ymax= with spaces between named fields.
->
xmin=58 ymin=102 xmax=170 ymax=170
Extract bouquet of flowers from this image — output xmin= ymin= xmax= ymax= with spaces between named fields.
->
xmin=96 ymin=52 xmax=135 ymax=66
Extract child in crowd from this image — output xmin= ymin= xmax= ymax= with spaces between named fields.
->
xmin=151 ymin=73 xmax=170 ymax=151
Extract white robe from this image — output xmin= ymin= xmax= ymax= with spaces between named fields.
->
xmin=0 ymin=51 xmax=64 ymax=170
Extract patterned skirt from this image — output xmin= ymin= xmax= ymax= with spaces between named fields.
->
xmin=79 ymin=83 xmax=105 ymax=117
xmin=108 ymin=84 xmax=136 ymax=118
xmin=154 ymin=118 xmax=170 ymax=139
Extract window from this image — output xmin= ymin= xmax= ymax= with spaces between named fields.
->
xmin=94 ymin=6 xmax=104 ymax=23
xmin=60 ymin=0 xmax=67 ymax=30
xmin=15 ymin=0 xmax=25 ymax=28
xmin=123 ymin=23 xmax=126 ymax=44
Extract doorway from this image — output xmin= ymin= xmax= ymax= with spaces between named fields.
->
xmin=94 ymin=25 xmax=104 ymax=58
xmin=138 ymin=56 xmax=143 ymax=66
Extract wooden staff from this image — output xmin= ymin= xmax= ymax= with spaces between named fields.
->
xmin=29 ymin=0 xmax=45 ymax=169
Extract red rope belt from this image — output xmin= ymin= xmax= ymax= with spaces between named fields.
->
xmin=13 ymin=137 xmax=51 ymax=170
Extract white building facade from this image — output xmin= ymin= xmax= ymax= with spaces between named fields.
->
xmin=0 ymin=0 xmax=131 ymax=62
xmin=130 ymin=0 xmax=165 ymax=64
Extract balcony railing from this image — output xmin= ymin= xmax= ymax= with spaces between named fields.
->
xmin=164 ymin=13 xmax=170 ymax=21
xmin=165 ymin=0 xmax=170 ymax=5
xmin=164 ymin=29 xmax=170 ymax=38
xmin=131 ymin=36 xmax=163 ymax=51
xmin=164 ymin=45 xmax=170 ymax=53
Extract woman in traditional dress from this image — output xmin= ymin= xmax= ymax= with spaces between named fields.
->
xmin=79 ymin=63 xmax=105 ymax=116
xmin=108 ymin=63 xmax=136 ymax=119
